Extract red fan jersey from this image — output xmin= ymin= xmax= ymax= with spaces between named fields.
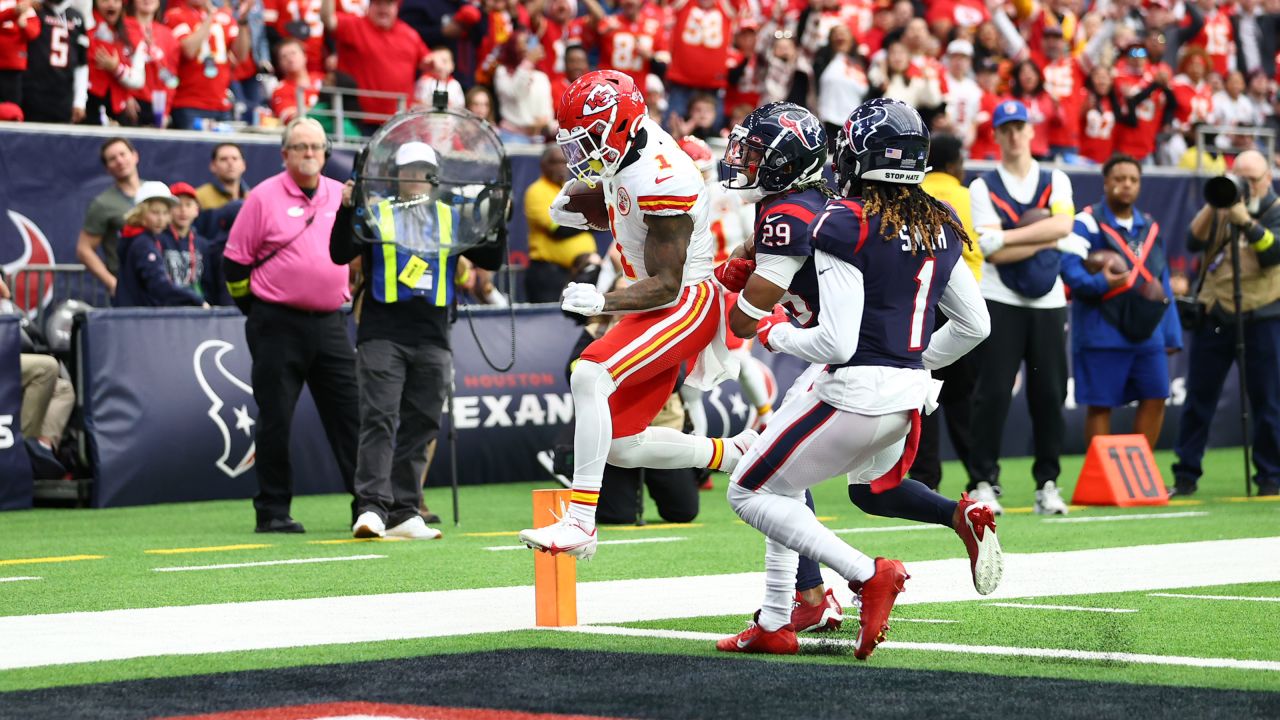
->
xmin=597 ymin=7 xmax=668 ymax=89
xmin=1078 ymin=91 xmax=1117 ymax=164
xmin=925 ymin=0 xmax=990 ymax=32
xmin=0 ymin=0 xmax=41 ymax=71
xmin=1186 ymin=10 xmax=1234 ymax=78
xmin=1114 ymin=74 xmax=1167 ymax=161
xmin=723 ymin=47 xmax=762 ymax=115
xmin=271 ymin=70 xmax=323 ymax=122
xmin=166 ymin=2 xmax=240 ymax=111
xmin=263 ymin=0 xmax=325 ymax=72
xmin=125 ymin=18 xmax=178 ymax=114
xmin=969 ymin=91 xmax=1001 ymax=161
xmin=1018 ymin=91 xmax=1054 ymax=158
xmin=333 ymin=13 xmax=429 ymax=120
xmin=455 ymin=1 xmax=529 ymax=84
xmin=86 ymin=13 xmax=137 ymax=113
xmin=1042 ymin=57 xmax=1086 ymax=150
xmin=1172 ymin=76 xmax=1214 ymax=128
xmin=666 ymin=0 xmax=734 ymax=89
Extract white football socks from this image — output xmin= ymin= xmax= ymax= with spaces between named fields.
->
xmin=568 ymin=361 xmax=615 ymax=530
xmin=728 ymin=483 xmax=876 ymax=585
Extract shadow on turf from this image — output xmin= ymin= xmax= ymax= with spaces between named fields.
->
xmin=3 ymin=649 xmax=1278 ymax=720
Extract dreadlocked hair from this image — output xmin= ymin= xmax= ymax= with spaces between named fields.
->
xmin=862 ymin=183 xmax=969 ymax=256
xmin=793 ymin=177 xmax=839 ymax=200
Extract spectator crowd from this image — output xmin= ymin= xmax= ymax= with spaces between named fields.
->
xmin=0 ymin=0 xmax=1279 ymax=164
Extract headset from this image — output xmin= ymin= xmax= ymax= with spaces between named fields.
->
xmin=280 ymin=116 xmax=332 ymax=162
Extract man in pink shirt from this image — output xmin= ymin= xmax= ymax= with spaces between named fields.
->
xmin=224 ymin=117 xmax=358 ymax=534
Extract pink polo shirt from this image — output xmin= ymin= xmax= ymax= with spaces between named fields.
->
xmin=225 ymin=170 xmax=350 ymax=312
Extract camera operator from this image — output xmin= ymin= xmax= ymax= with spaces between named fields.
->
xmin=1173 ymin=150 xmax=1280 ymax=497
xmin=331 ymin=141 xmax=506 ymax=539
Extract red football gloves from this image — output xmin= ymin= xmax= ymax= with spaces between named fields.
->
xmin=714 ymin=257 xmax=756 ymax=293
xmin=756 ymin=306 xmax=789 ymax=352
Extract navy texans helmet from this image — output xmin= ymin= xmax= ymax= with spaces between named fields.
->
xmin=721 ymin=102 xmax=827 ymax=201
xmin=835 ymin=98 xmax=930 ymax=193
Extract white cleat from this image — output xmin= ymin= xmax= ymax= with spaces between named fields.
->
xmin=1034 ymin=480 xmax=1070 ymax=515
xmin=717 ymin=429 xmax=760 ymax=475
xmin=352 ymin=511 xmax=385 ymax=539
xmin=971 ymin=481 xmax=1004 ymax=516
xmin=385 ymin=515 xmax=443 ymax=540
xmin=519 ymin=506 xmax=598 ymax=560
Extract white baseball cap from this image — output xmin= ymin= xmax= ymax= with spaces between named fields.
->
xmin=133 ymin=180 xmax=178 ymax=206
xmin=395 ymin=141 xmax=439 ymax=168
xmin=946 ymin=39 xmax=974 ymax=57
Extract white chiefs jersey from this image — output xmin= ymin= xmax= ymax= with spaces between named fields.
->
xmin=602 ymin=119 xmax=715 ymax=292
xmin=706 ymin=181 xmax=752 ymax=264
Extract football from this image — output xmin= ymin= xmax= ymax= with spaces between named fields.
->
xmin=563 ymin=178 xmax=610 ymax=231
xmin=1018 ymin=207 xmax=1053 ymax=227
xmin=1084 ymin=249 xmax=1126 ymax=274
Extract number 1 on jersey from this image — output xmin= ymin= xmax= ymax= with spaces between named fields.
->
xmin=908 ymin=258 xmax=936 ymax=351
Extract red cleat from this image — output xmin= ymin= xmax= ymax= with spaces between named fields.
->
xmin=715 ymin=622 xmax=799 ymax=654
xmin=953 ymin=492 xmax=1003 ymax=596
xmin=790 ymin=588 xmax=844 ymax=633
xmin=849 ymin=557 xmax=909 ymax=660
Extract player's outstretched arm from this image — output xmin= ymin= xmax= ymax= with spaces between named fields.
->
xmin=602 ymin=214 xmax=691 ymax=312
xmin=922 ymin=262 xmax=990 ymax=371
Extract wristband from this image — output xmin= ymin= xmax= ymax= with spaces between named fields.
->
xmin=736 ymin=292 xmax=771 ymax=321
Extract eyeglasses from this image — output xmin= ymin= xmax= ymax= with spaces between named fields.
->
xmin=285 ymin=143 xmax=326 ymax=153
xmin=773 ymin=30 xmax=794 ymax=40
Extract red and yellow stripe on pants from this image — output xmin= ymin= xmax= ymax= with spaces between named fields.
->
xmin=580 ymin=279 xmax=722 ymax=439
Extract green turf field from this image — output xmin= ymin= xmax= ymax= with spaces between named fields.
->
xmin=1 ymin=446 xmax=1278 ymax=701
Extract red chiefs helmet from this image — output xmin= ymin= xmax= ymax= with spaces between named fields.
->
xmin=555 ymin=70 xmax=647 ymax=183
xmin=677 ymin=135 xmax=714 ymax=178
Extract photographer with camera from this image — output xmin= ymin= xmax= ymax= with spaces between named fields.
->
xmin=1173 ymin=149 xmax=1280 ymax=497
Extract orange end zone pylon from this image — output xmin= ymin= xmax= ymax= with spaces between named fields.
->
xmin=1071 ymin=434 xmax=1169 ymax=507
xmin=532 ymin=488 xmax=577 ymax=627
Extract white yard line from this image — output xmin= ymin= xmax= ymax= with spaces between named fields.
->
xmin=557 ymin=625 xmax=1280 ymax=672
xmin=0 ymin=536 xmax=1277 ymax=670
xmin=832 ymin=525 xmax=947 ymax=535
xmin=152 ymin=555 xmax=386 ymax=573
xmin=985 ymin=603 xmax=1138 ymax=614
xmin=1149 ymin=592 xmax=1280 ymax=603
xmin=891 ymin=618 xmax=959 ymax=624
xmin=1045 ymin=512 xmax=1209 ymax=523
xmin=484 ymin=538 xmax=687 ymax=552
xmin=0 ymin=577 xmax=40 ymax=583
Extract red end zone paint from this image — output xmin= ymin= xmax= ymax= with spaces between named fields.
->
xmin=156 ymin=702 xmax=630 ymax=720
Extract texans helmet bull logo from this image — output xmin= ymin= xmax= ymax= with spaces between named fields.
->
xmin=777 ymin=111 xmax=821 ymax=151
xmin=193 ymin=339 xmax=257 ymax=478
xmin=1 ymin=211 xmax=56 ymax=316
xmin=844 ymin=103 xmax=892 ymax=156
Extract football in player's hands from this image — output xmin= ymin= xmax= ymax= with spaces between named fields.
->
xmin=1018 ymin=207 xmax=1053 ymax=227
xmin=563 ymin=179 xmax=610 ymax=231
xmin=1083 ymin=249 xmax=1125 ymax=274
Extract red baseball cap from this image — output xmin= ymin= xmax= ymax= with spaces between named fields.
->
xmin=0 ymin=103 xmax=23 ymax=122
xmin=170 ymin=182 xmax=198 ymax=199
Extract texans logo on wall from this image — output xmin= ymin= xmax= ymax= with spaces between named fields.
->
xmin=1 ymin=210 xmax=56 ymax=315
xmin=193 ymin=339 xmax=257 ymax=478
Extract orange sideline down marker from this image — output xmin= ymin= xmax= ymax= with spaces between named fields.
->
xmin=1072 ymin=434 xmax=1169 ymax=507
xmin=532 ymin=488 xmax=577 ymax=627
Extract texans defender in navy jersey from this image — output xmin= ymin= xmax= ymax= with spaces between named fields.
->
xmin=715 ymin=102 xmax=845 ymax=636
xmin=716 ymin=99 xmax=993 ymax=660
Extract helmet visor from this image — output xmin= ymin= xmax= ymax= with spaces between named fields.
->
xmin=557 ymin=121 xmax=609 ymax=185
xmin=720 ymin=125 xmax=767 ymax=189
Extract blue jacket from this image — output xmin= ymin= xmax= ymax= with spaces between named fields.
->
xmin=1061 ymin=203 xmax=1182 ymax=352
xmin=114 ymin=227 xmax=207 ymax=308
